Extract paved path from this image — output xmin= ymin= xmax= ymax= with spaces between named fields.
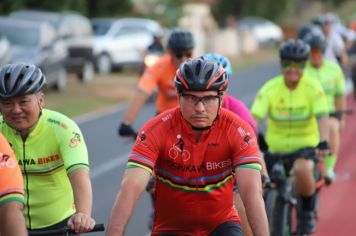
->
xmin=314 ymin=94 xmax=356 ymax=236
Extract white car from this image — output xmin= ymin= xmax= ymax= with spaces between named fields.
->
xmin=91 ymin=17 xmax=163 ymax=74
xmin=237 ymin=16 xmax=283 ymax=46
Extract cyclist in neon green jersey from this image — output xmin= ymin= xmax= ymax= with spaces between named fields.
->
xmin=0 ymin=64 xmax=96 ymax=235
xmin=251 ymin=39 xmax=330 ymax=234
xmin=300 ymin=25 xmax=347 ymax=185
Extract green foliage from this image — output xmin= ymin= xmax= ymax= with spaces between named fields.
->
xmin=212 ymin=0 xmax=288 ymax=22
xmin=320 ymin=0 xmax=348 ymax=7
xmin=0 ymin=0 xmax=133 ymax=17
xmin=148 ymin=0 xmax=182 ymax=27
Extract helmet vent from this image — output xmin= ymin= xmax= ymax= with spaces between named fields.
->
xmin=183 ymin=65 xmax=193 ymax=81
xmin=205 ymin=69 xmax=213 ymax=82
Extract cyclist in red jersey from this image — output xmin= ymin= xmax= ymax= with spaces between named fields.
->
xmin=204 ymin=53 xmax=270 ymax=236
xmin=0 ymin=132 xmax=27 ymax=236
xmin=118 ymin=28 xmax=195 ymax=137
xmin=107 ymin=57 xmax=269 ymax=236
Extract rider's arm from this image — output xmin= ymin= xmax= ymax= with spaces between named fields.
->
xmin=317 ymin=115 xmax=330 ymax=142
xmin=335 ymin=95 xmax=347 ymax=127
xmin=67 ymin=168 xmax=95 ymax=232
xmin=122 ymin=89 xmax=150 ymax=125
xmin=0 ymin=201 xmax=27 ymax=236
xmin=57 ymin=117 xmax=95 ymax=233
xmin=121 ymin=66 xmax=159 ymax=125
xmin=106 ymin=168 xmax=151 ymax=236
xmin=235 ymin=168 xmax=269 ymax=236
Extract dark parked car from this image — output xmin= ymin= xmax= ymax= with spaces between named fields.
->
xmin=10 ymin=10 xmax=95 ymax=83
xmin=0 ymin=17 xmax=67 ymax=91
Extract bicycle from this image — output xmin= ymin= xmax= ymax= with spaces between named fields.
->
xmin=263 ymin=147 xmax=324 ymax=236
xmin=28 ymin=223 xmax=105 ymax=235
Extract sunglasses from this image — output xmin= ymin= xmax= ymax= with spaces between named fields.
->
xmin=175 ymin=51 xmax=193 ymax=59
xmin=180 ymin=93 xmax=220 ymax=106
xmin=281 ymin=60 xmax=306 ymax=70
xmin=310 ymin=49 xmax=323 ymax=58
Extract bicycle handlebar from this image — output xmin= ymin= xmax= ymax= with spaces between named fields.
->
xmin=28 ymin=223 xmax=105 ymax=235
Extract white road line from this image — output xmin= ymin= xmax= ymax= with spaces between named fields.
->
xmin=90 ymin=153 xmax=129 ymax=179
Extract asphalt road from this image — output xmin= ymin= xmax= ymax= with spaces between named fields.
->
xmin=75 ymin=62 xmax=355 ymax=236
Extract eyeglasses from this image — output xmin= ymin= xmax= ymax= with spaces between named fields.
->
xmin=180 ymin=93 xmax=220 ymax=106
xmin=175 ymin=51 xmax=193 ymax=59
xmin=281 ymin=60 xmax=306 ymax=70
xmin=310 ymin=49 xmax=323 ymax=58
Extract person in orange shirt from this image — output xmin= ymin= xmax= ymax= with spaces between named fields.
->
xmin=118 ymin=28 xmax=195 ymax=137
xmin=0 ymin=132 xmax=27 ymax=236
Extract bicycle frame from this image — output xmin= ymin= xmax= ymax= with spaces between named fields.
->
xmin=264 ymin=148 xmax=319 ymax=236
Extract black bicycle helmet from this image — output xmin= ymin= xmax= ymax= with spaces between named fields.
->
xmin=0 ymin=64 xmax=46 ymax=99
xmin=175 ymin=57 xmax=228 ymax=93
xmin=302 ymin=27 xmax=326 ymax=52
xmin=279 ymin=39 xmax=310 ymax=62
xmin=167 ymin=28 xmax=195 ymax=53
xmin=297 ymin=24 xmax=316 ymax=39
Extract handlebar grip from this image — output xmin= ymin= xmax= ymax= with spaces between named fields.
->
xmin=67 ymin=224 xmax=105 ymax=234
xmin=92 ymin=224 xmax=105 ymax=232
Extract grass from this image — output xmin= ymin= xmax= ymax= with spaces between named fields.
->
xmin=44 ymin=48 xmax=277 ymax=118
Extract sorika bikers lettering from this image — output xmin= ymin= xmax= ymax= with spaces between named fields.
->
xmin=166 ymin=160 xmax=205 ymax=172
xmin=18 ymin=159 xmax=36 ymax=165
xmin=166 ymin=159 xmax=232 ymax=172
xmin=17 ymin=155 xmax=60 ymax=165
xmin=38 ymin=154 xmax=60 ymax=164
xmin=206 ymin=159 xmax=232 ymax=170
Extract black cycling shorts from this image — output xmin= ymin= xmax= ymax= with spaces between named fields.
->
xmin=157 ymin=221 xmax=243 ymax=236
xmin=29 ymin=216 xmax=74 ymax=236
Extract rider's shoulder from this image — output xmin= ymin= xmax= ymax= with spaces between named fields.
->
xmin=259 ymin=75 xmax=284 ymax=93
xmin=42 ymin=109 xmax=79 ymax=130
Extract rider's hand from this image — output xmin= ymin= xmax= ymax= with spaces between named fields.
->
xmin=261 ymin=175 xmax=271 ymax=189
xmin=118 ymin=122 xmax=138 ymax=139
xmin=316 ymin=140 xmax=330 ymax=159
xmin=67 ymin=212 xmax=96 ymax=233
xmin=324 ymin=168 xmax=336 ymax=186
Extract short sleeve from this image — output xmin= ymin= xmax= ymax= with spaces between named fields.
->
xmin=228 ymin=119 xmax=262 ymax=171
xmin=0 ymin=133 xmax=25 ymax=205
xmin=57 ymin=118 xmax=89 ymax=174
xmin=137 ymin=65 xmax=160 ymax=95
xmin=251 ymin=87 xmax=269 ymax=122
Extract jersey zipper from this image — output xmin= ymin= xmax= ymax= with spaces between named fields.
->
xmin=22 ymin=140 xmax=32 ymax=229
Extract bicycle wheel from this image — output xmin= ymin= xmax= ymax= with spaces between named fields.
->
xmin=272 ymin=196 xmax=293 ymax=236
xmin=264 ymin=188 xmax=278 ymax=234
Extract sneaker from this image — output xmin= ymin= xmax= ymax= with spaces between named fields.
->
xmin=298 ymin=210 xmax=316 ymax=234
xmin=324 ymin=168 xmax=335 ymax=185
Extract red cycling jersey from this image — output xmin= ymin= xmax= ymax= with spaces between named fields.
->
xmin=127 ymin=107 xmax=262 ymax=235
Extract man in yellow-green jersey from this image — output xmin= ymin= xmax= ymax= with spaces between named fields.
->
xmin=0 ymin=64 xmax=96 ymax=235
xmin=300 ymin=25 xmax=347 ymax=185
xmin=251 ymin=39 xmax=329 ymax=235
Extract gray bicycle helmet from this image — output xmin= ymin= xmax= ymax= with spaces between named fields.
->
xmin=175 ymin=57 xmax=228 ymax=93
xmin=167 ymin=28 xmax=195 ymax=53
xmin=302 ymin=27 xmax=326 ymax=52
xmin=0 ymin=64 xmax=46 ymax=99
xmin=279 ymin=39 xmax=310 ymax=62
